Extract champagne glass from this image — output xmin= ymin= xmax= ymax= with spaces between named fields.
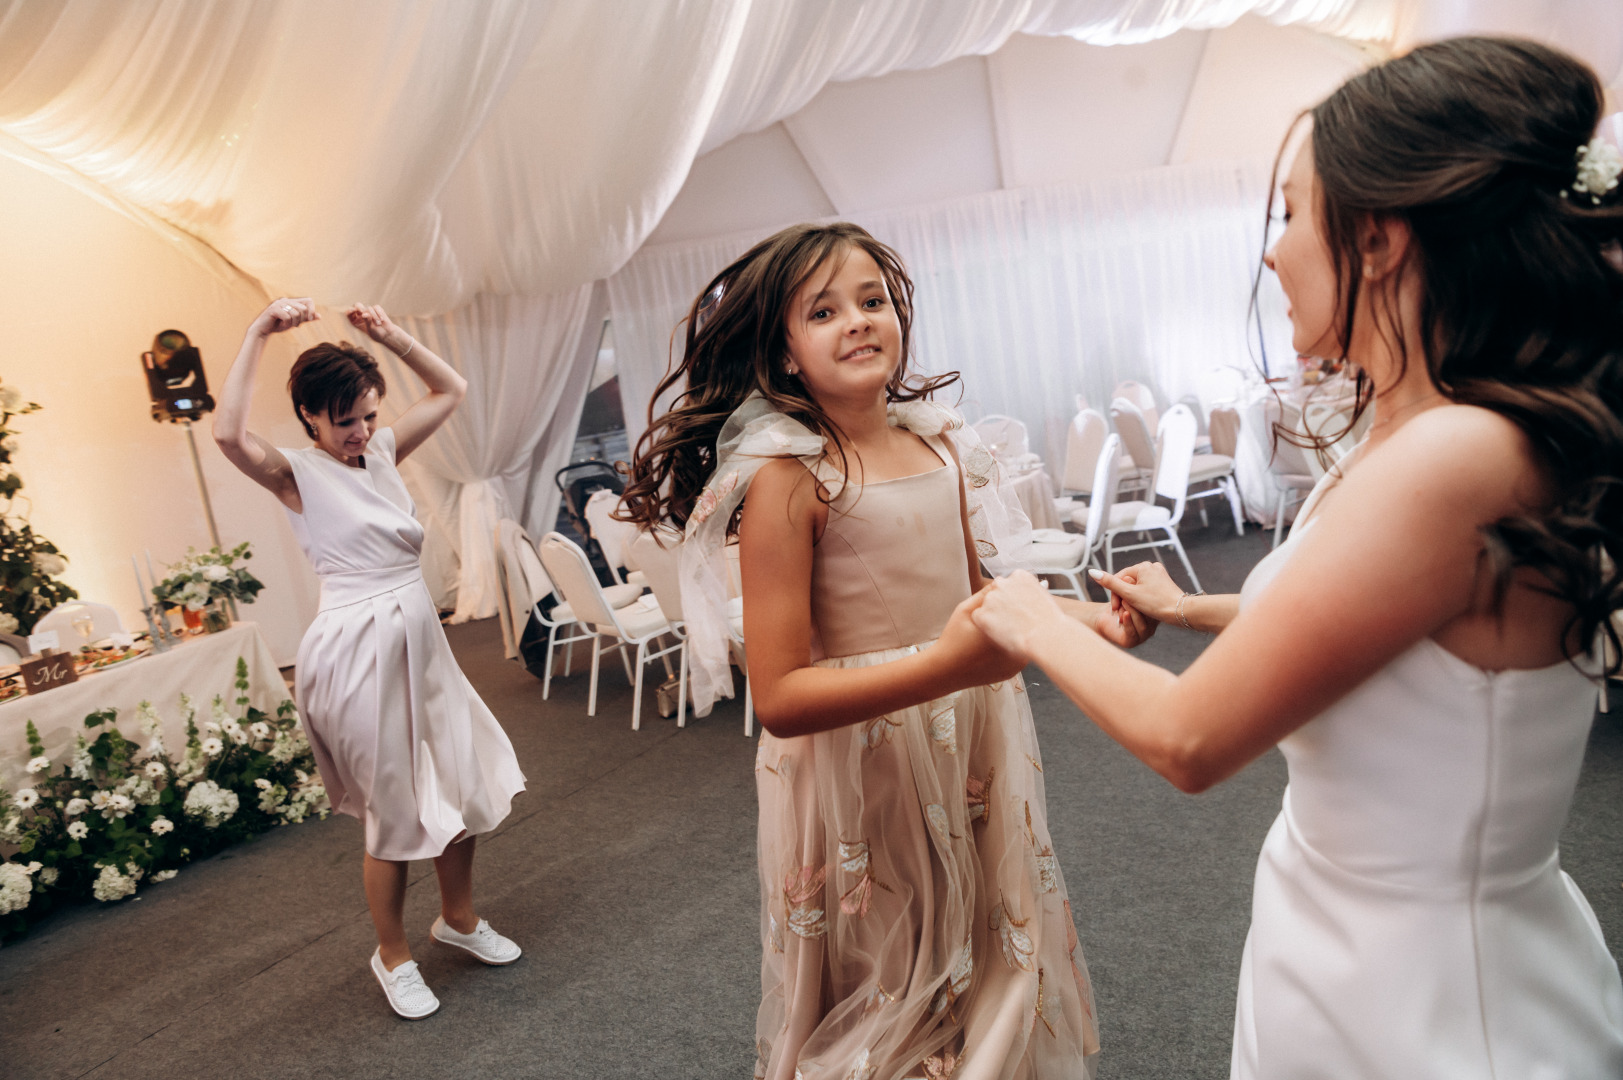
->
xmin=71 ymin=611 xmax=96 ymax=648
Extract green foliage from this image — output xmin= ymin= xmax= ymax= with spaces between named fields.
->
xmin=0 ymin=384 xmax=77 ymax=634
xmin=0 ymin=657 xmax=325 ymax=942
xmin=150 ymin=542 xmax=264 ymax=612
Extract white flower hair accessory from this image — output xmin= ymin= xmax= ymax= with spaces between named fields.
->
xmin=1566 ymin=138 xmax=1622 ymax=205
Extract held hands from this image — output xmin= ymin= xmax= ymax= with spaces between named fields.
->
xmin=968 ymin=572 xmax=1069 ymax=661
xmin=1089 ymin=561 xmax=1182 ymax=626
xmin=252 ymin=297 xmax=318 ymax=337
xmin=935 ymin=589 xmax=1029 ymax=689
xmin=346 ymin=304 xmax=411 ymax=355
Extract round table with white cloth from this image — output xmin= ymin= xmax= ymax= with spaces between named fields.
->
xmin=1009 ymin=466 xmax=1061 ymax=531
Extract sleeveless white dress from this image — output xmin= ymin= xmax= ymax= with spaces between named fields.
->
xmin=283 ymin=427 xmax=525 ymax=861
xmin=1232 ymin=481 xmax=1623 ymax=1078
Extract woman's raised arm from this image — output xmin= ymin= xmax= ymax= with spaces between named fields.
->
xmin=345 ymin=305 xmax=465 ymax=462
xmin=213 ymin=297 xmax=317 ymax=512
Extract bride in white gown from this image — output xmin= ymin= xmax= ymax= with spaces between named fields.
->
xmin=968 ymin=36 xmax=1623 ymax=1078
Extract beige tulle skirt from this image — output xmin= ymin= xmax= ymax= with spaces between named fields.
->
xmin=754 ymin=644 xmax=1099 ymax=1080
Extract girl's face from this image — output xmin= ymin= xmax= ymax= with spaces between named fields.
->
xmin=1265 ymin=141 xmax=1343 ymax=360
xmin=302 ymin=388 xmax=379 ymax=462
xmin=784 ymin=247 xmax=903 ymax=406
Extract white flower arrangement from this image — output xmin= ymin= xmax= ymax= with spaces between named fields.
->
xmin=200 ymin=737 xmax=224 ymax=758
xmin=0 ymin=664 xmax=324 ymax=940
xmin=25 ymin=756 xmax=50 ymax=775
xmin=1572 ymin=138 xmax=1623 ymax=205
xmin=150 ymin=542 xmax=264 ymax=612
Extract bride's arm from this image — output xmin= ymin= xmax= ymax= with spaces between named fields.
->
xmin=972 ymin=406 xmax=1552 ymax=792
xmin=740 ymin=457 xmax=1025 ymax=738
xmin=1091 ymin=562 xmax=1240 ymax=635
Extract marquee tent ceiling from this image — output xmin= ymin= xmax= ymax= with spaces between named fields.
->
xmin=6 ymin=0 xmax=1613 ymax=318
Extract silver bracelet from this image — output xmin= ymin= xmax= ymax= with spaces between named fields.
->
xmin=398 ymin=336 xmax=415 ymax=360
xmin=1176 ymin=589 xmax=1205 ymax=631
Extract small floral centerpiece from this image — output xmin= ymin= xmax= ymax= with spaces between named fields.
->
xmin=0 ymin=380 xmax=77 ymax=634
xmin=152 ymin=542 xmax=264 ymax=629
xmin=0 ymin=658 xmax=326 ymax=941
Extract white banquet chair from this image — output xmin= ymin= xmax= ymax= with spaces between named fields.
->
xmin=495 ymin=519 xmax=642 ymax=699
xmin=583 ymin=488 xmax=648 ymax=589
xmin=33 ymin=601 xmax=124 ymax=646
xmin=1208 ymin=405 xmax=1242 ymax=459
xmin=1109 ymin=397 xmax=1157 ymax=497
xmin=1103 ymin=405 xmax=1202 ymax=592
xmin=971 ymin=414 xmax=1030 ymax=459
xmin=1054 ymin=408 xmax=1108 ymax=521
xmin=1036 ymin=434 xmax=1124 ymax=599
xmin=538 ymin=532 xmax=680 ymax=729
xmin=1265 ymin=401 xmax=1320 ymax=549
xmin=1112 ymin=380 xmax=1159 ymax=434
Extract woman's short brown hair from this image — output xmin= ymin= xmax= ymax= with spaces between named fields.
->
xmin=288 ymin=342 xmax=386 ymax=439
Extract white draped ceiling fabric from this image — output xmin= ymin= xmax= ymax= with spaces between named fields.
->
xmin=1 ymin=0 xmax=1616 ymax=619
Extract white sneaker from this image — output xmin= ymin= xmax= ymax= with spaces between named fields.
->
xmin=371 ymin=949 xmax=441 ymax=1019
xmin=430 ymin=916 xmax=522 ymax=965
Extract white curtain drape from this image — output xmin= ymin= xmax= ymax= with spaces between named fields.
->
xmin=608 ymin=159 xmax=1293 ymax=477
xmin=0 ymin=0 xmax=1422 ymax=316
xmin=306 ymin=287 xmax=599 ymax=620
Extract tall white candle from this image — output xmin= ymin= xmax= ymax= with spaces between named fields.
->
xmin=132 ymin=556 xmax=147 ymax=606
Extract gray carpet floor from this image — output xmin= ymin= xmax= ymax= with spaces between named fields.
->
xmin=2 ymin=520 xmax=1620 ymax=1079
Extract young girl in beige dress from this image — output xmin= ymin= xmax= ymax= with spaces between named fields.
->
xmin=622 ymin=223 xmax=1146 ymax=1079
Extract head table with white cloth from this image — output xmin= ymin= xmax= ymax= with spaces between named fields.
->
xmin=0 ymin=622 xmax=291 ymax=793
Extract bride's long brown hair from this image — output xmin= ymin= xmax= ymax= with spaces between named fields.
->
xmin=618 ymin=223 xmax=958 ymax=534
xmin=1262 ymin=37 xmax=1623 ymax=665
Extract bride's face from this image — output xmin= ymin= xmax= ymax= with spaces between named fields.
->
xmin=301 ymin=388 xmax=379 ymax=462
xmin=1265 ymin=142 xmax=1343 ymax=361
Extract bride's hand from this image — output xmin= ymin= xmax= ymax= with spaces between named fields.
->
xmin=1090 ymin=577 xmax=1158 ymax=648
xmin=969 ymin=572 xmax=1068 ymax=660
xmin=346 ymin=303 xmax=410 ymax=353
xmin=1090 ymin=561 xmax=1183 ymax=625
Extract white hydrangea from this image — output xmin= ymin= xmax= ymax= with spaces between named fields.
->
xmin=31 ymin=551 xmax=67 ymax=577
xmin=24 ymin=755 xmax=50 ymax=775
xmin=257 ymin=782 xmax=286 ymax=815
xmin=201 ymin=564 xmax=230 ymax=582
xmin=0 ymin=860 xmax=37 ymax=914
xmin=150 ymin=815 xmax=174 ymax=836
xmin=268 ymin=733 xmax=298 ymax=764
xmin=182 ymin=780 xmax=238 ymax=829
xmin=91 ymin=863 xmax=138 ymax=902
xmin=150 ymin=869 xmax=178 ymax=883
xmin=64 ymin=797 xmax=89 ymax=817
xmin=0 ymin=612 xmax=17 ymax=636
xmin=38 ymin=866 xmax=57 ymax=886
xmin=66 ymin=820 xmax=88 ymax=840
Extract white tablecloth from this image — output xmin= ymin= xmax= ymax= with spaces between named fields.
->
xmin=0 ymin=622 xmax=291 ymax=791
xmin=1010 ymin=468 xmax=1061 ymax=531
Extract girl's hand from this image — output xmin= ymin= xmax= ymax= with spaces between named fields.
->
xmin=347 ymin=304 xmax=409 ymax=353
xmin=1090 ymin=561 xmax=1183 ymax=625
xmin=936 ymin=589 xmax=1029 ymax=687
xmin=970 ymin=571 xmax=1070 ymax=661
xmin=251 ymin=297 xmax=318 ymax=338
xmin=1091 ymin=584 xmax=1158 ymax=648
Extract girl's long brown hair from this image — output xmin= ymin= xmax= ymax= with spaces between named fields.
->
xmin=618 ymin=222 xmax=958 ymax=534
xmin=1264 ymin=37 xmax=1623 ymax=666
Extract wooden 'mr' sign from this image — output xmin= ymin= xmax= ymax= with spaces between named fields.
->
xmin=21 ymin=649 xmax=78 ymax=695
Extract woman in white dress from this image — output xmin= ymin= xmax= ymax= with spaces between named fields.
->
xmin=214 ymin=298 xmax=526 ymax=1019
xmin=968 ymin=37 xmax=1623 ymax=1077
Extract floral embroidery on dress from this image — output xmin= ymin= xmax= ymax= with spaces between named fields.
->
xmin=755 ymin=1037 xmax=773 ymax=1080
xmin=963 ymin=444 xmax=995 ymax=489
xmin=862 ymin=982 xmax=897 ymax=1015
xmin=1034 ymin=850 xmax=1059 ymax=894
xmin=928 ymin=698 xmax=958 ymax=754
xmin=925 ymin=803 xmax=960 ymax=843
xmin=838 ymin=839 xmax=893 ymax=917
xmin=687 ymin=470 xmax=739 ymax=530
xmin=784 ymin=865 xmax=828 ymax=938
xmin=1025 ymin=753 xmax=1043 ymax=773
xmin=966 ymin=503 xmax=998 ymax=558
xmin=990 ymin=896 xmax=1036 ymax=972
xmin=966 ymin=767 xmax=994 ymax=825
xmin=908 ymin=1049 xmax=962 ymax=1078
xmin=864 ymin=713 xmax=903 ymax=750
xmin=1034 ymin=968 xmax=1057 ymax=1037
xmin=1063 ymin=899 xmax=1093 ymax=1015
xmin=768 ymin=911 xmax=785 ymax=953
xmin=845 ymin=1048 xmax=877 ymax=1080
xmin=933 ymin=934 xmax=974 ymax=1015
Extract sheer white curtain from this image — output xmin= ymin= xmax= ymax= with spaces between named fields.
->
xmin=307 ymin=286 xmax=599 ymax=620
xmin=609 ymin=159 xmax=1293 ymax=474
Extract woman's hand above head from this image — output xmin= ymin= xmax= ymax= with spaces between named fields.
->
xmin=251 ymin=297 xmax=319 ymax=339
xmin=346 ymin=304 xmax=409 ymax=353
xmin=350 ymin=303 xmax=468 ymax=462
